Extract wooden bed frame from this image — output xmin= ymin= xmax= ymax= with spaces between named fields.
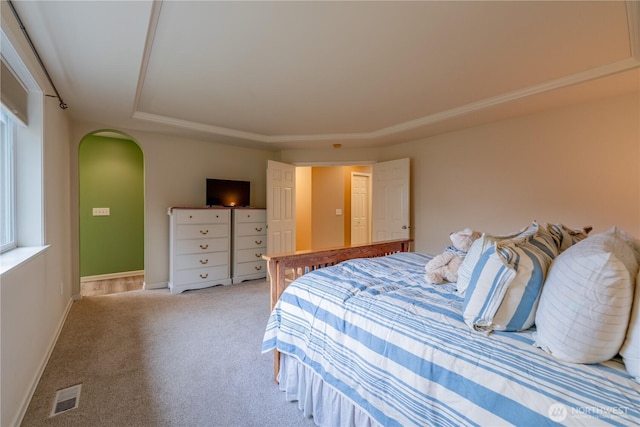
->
xmin=263 ymin=238 xmax=413 ymax=380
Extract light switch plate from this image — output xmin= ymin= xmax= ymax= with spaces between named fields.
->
xmin=92 ymin=207 xmax=110 ymax=216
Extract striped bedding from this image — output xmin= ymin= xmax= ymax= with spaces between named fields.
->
xmin=262 ymin=252 xmax=640 ymax=426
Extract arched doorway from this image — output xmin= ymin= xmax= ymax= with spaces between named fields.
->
xmin=78 ymin=130 xmax=144 ymax=296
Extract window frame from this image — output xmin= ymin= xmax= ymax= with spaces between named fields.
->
xmin=0 ymin=109 xmax=17 ymax=253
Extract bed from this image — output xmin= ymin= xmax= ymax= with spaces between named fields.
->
xmin=261 ymin=237 xmax=640 ymax=426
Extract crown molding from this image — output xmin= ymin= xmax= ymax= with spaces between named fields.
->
xmin=131 ymin=111 xmax=272 ymax=142
xmin=369 ymin=57 xmax=640 ymax=140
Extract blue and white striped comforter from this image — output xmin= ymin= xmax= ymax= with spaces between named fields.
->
xmin=262 ymin=252 xmax=640 ymax=426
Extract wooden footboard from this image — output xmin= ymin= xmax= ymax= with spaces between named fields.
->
xmin=263 ymin=238 xmax=413 ymax=381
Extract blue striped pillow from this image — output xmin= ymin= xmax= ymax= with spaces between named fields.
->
xmin=462 ymin=223 xmax=558 ymax=333
xmin=456 ymin=225 xmax=530 ymax=297
xmin=457 ymin=223 xmax=590 ymax=297
xmin=546 ymin=223 xmax=592 ymax=252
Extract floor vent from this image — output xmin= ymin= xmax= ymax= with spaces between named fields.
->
xmin=50 ymin=384 xmax=82 ymax=417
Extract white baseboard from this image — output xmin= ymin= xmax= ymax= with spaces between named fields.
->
xmin=144 ymin=281 xmax=168 ymax=290
xmin=80 ymin=270 xmax=144 ymax=283
xmin=13 ymin=296 xmax=74 ymax=427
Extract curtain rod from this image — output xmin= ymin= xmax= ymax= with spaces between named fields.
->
xmin=7 ymin=0 xmax=68 ymax=110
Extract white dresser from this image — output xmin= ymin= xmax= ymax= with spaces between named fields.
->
xmin=168 ymin=208 xmax=231 ymax=294
xmin=232 ymin=208 xmax=267 ymax=284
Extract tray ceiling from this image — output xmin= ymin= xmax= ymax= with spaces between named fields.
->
xmin=3 ymin=1 xmax=639 ymax=149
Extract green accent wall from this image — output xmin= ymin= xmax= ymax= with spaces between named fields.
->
xmin=79 ymin=135 xmax=144 ymax=277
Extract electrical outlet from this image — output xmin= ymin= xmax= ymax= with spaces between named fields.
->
xmin=92 ymin=207 xmax=110 ymax=216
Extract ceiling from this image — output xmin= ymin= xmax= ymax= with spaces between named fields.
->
xmin=3 ymin=1 xmax=639 ymax=150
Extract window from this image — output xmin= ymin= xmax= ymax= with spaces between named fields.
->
xmin=0 ymin=109 xmax=16 ymax=253
xmin=0 ymin=27 xmax=46 ymax=272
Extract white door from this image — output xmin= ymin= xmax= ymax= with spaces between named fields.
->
xmin=372 ymin=158 xmax=410 ymax=241
xmin=266 ymin=160 xmax=296 ymax=254
xmin=351 ymin=172 xmax=371 ymax=245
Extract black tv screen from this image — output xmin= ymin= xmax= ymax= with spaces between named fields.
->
xmin=206 ymin=179 xmax=250 ymax=207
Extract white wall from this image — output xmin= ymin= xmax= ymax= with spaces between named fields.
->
xmin=1 ymin=96 xmax=74 ymax=427
xmin=283 ymin=92 xmax=640 ymax=254
xmin=70 ymin=125 xmax=279 ymax=291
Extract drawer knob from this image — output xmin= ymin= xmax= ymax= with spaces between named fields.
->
xmin=255 ymin=253 xmax=262 ymax=258
xmin=189 ymin=215 xmax=193 ymax=219
xmin=255 ymin=227 xmax=263 ymax=232
xmin=255 ymin=240 xmax=262 ymax=245
xmin=200 ymin=259 xmax=208 ymax=264
xmin=200 ymin=229 xmax=209 ymax=235
xmin=200 ymin=244 xmax=209 ymax=250
xmin=255 ymin=265 xmax=262 ymax=271
xmin=200 ymin=273 xmax=209 ymax=279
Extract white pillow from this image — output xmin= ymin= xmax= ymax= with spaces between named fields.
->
xmin=456 ymin=225 xmax=530 ymax=296
xmin=534 ymin=230 xmax=638 ymax=364
xmin=607 ymin=227 xmax=640 ymax=378
xmin=620 ymin=269 xmax=640 ymax=381
xmin=462 ymin=223 xmax=558 ymax=333
xmin=606 ymin=225 xmax=640 ymax=262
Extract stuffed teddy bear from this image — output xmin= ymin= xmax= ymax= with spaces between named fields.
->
xmin=425 ymin=228 xmax=481 ymax=284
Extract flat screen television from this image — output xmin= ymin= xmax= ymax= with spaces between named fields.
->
xmin=206 ymin=179 xmax=250 ymax=207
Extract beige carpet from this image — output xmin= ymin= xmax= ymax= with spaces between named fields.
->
xmin=21 ymin=280 xmax=315 ymax=427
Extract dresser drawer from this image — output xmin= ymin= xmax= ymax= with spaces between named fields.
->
xmin=177 ymin=224 xmax=228 ymax=239
xmin=235 ymin=248 xmax=265 ymax=263
xmin=235 ymin=222 xmax=266 ymax=237
xmin=236 ymin=235 xmax=266 ymax=249
xmin=234 ymin=260 xmax=266 ymax=277
xmin=175 ymin=237 xmax=228 ymax=255
xmin=176 ymin=209 xmax=229 ymax=224
xmin=173 ymin=265 xmax=229 ymax=286
xmin=234 ymin=209 xmax=266 ymax=223
xmin=175 ymin=252 xmax=228 ymax=270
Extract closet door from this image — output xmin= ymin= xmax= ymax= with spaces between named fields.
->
xmin=266 ymin=160 xmax=296 ymax=254
xmin=351 ymin=172 xmax=371 ymax=245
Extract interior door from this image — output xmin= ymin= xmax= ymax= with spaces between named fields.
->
xmin=351 ymin=172 xmax=371 ymax=245
xmin=266 ymin=160 xmax=296 ymax=254
xmin=372 ymin=158 xmax=410 ymax=241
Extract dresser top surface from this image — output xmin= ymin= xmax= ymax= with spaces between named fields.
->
xmin=168 ymin=206 xmax=264 ymax=214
